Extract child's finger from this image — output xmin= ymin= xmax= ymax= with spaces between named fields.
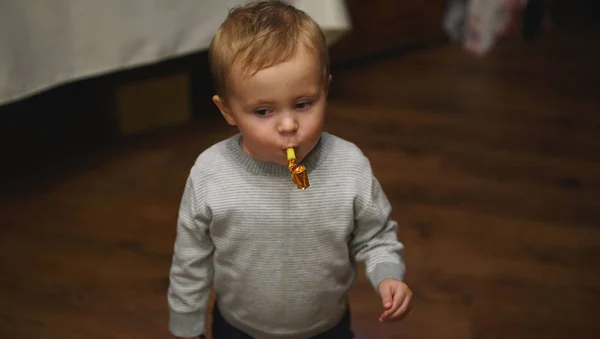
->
xmin=380 ymin=289 xmax=405 ymax=321
xmin=380 ymin=286 xmax=393 ymax=310
xmin=390 ymin=291 xmax=413 ymax=320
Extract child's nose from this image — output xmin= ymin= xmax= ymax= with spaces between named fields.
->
xmin=277 ymin=114 xmax=298 ymax=134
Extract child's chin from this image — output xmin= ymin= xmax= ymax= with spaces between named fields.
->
xmin=274 ymin=159 xmax=289 ymax=166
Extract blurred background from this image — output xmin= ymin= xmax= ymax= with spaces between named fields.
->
xmin=0 ymin=0 xmax=599 ymax=338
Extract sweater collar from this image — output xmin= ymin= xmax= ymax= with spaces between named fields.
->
xmin=225 ymin=132 xmax=332 ymax=177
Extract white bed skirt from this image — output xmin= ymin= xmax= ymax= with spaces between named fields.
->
xmin=0 ymin=0 xmax=351 ymax=106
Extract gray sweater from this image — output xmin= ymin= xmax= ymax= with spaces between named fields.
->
xmin=168 ymin=132 xmax=405 ymax=338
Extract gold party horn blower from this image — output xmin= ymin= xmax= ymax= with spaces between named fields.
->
xmin=287 ymin=148 xmax=309 ymax=190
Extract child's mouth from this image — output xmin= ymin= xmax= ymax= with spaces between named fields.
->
xmin=282 ymin=146 xmax=299 ymax=154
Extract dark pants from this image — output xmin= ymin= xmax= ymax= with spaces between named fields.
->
xmin=207 ymin=303 xmax=355 ymax=339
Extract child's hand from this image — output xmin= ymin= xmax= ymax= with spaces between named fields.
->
xmin=377 ymin=278 xmax=412 ymax=322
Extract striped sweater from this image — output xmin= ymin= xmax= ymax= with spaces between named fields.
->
xmin=168 ymin=132 xmax=405 ymax=338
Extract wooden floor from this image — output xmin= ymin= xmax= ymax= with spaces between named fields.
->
xmin=1 ymin=12 xmax=599 ymax=339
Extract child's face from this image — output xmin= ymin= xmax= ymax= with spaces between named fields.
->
xmin=213 ymin=45 xmax=331 ymax=166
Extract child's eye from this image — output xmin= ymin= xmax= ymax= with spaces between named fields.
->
xmin=295 ymin=101 xmax=312 ymax=110
xmin=254 ymin=109 xmax=272 ymax=117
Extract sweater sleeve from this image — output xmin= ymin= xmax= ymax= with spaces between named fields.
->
xmin=350 ymin=159 xmax=406 ymax=291
xmin=168 ymin=171 xmax=214 ymax=337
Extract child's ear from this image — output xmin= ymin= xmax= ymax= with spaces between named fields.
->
xmin=325 ymin=74 xmax=333 ymax=95
xmin=213 ymin=95 xmax=236 ymax=126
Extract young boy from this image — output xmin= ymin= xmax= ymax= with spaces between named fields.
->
xmin=168 ymin=1 xmax=412 ymax=338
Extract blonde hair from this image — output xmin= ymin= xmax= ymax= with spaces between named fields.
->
xmin=209 ymin=0 xmax=330 ymax=98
